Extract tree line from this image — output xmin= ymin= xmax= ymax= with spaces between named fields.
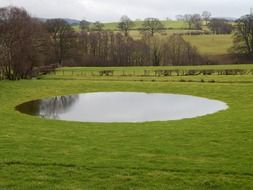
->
xmin=81 ymin=12 xmax=234 ymax=36
xmin=0 ymin=6 xmax=207 ymax=80
xmin=0 ymin=6 xmax=253 ymax=80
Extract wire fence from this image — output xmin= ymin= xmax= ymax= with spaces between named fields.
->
xmin=50 ymin=68 xmax=253 ymax=78
xmin=1 ymin=68 xmax=253 ymax=80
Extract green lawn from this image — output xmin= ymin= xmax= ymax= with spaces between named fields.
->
xmin=1 ymin=66 xmax=253 ymax=189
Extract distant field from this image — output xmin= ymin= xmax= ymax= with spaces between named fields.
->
xmin=129 ymin=33 xmax=233 ymax=56
xmin=128 ymin=29 xmax=204 ymax=40
xmin=183 ymin=35 xmax=234 ymax=55
xmin=72 ymin=21 xmax=233 ymax=56
xmin=72 ymin=20 xmax=188 ymax=31
xmin=130 ymin=33 xmax=233 ymax=55
xmin=103 ymin=20 xmax=188 ymax=30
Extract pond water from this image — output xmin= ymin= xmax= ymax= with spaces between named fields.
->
xmin=16 ymin=92 xmax=228 ymax=123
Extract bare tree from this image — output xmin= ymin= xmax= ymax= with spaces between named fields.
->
xmin=184 ymin=14 xmax=202 ymax=30
xmin=91 ymin=21 xmax=104 ymax=31
xmin=68 ymin=31 xmax=151 ymax=67
xmin=191 ymin=14 xmax=202 ymax=30
xmin=161 ymin=35 xmax=205 ymax=66
xmin=202 ymin=11 xmax=212 ymax=25
xmin=118 ymin=15 xmax=135 ymax=36
xmin=176 ymin=15 xmax=184 ymax=21
xmin=80 ymin=20 xmax=90 ymax=32
xmin=151 ymin=37 xmax=162 ymax=66
xmin=208 ymin=19 xmax=233 ymax=34
xmin=184 ymin=14 xmax=193 ymax=29
xmin=142 ymin=18 xmax=165 ymax=36
xmin=64 ymin=30 xmax=206 ymax=67
xmin=46 ymin=19 xmax=74 ymax=66
xmin=0 ymin=6 xmax=49 ymax=80
xmin=232 ymin=15 xmax=253 ymax=58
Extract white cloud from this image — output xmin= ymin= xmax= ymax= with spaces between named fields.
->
xmin=0 ymin=0 xmax=252 ymax=21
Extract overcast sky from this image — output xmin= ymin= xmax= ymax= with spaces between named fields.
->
xmin=1 ymin=0 xmax=253 ymax=22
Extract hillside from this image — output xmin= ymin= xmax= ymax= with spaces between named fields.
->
xmin=71 ymin=20 xmax=235 ymax=63
xmin=183 ymin=35 xmax=233 ymax=55
xmin=72 ymin=20 xmax=189 ymax=31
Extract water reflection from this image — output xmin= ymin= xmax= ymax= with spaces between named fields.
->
xmin=17 ymin=95 xmax=79 ymax=119
xmin=16 ymin=92 xmax=228 ymax=123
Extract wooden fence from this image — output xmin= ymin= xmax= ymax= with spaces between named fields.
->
xmin=0 ymin=67 xmax=4 ymax=80
xmin=32 ymin=64 xmax=58 ymax=77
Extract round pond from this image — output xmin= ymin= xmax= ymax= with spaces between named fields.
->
xmin=16 ymin=92 xmax=228 ymax=123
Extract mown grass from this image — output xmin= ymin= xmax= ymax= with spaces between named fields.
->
xmin=0 ymin=65 xmax=253 ymax=189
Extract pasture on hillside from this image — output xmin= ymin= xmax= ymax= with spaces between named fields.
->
xmin=183 ymin=35 xmax=233 ymax=55
xmin=72 ymin=19 xmax=234 ymax=57
xmin=129 ymin=33 xmax=233 ymax=56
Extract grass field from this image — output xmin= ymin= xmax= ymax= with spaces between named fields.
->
xmin=0 ymin=65 xmax=253 ymax=189
xmin=130 ymin=33 xmax=233 ymax=55
xmin=72 ymin=19 xmax=234 ymax=56
xmin=72 ymin=20 xmax=188 ymax=32
xmin=72 ymin=26 xmax=234 ymax=56
xmin=103 ymin=20 xmax=188 ymax=30
xmin=183 ymin=35 xmax=234 ymax=55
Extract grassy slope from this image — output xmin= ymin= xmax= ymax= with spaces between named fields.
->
xmin=128 ymin=33 xmax=234 ymax=55
xmin=0 ymin=67 xmax=253 ymax=189
xmin=72 ymin=20 xmax=234 ymax=56
xmin=123 ymin=32 xmax=233 ymax=55
xmin=72 ymin=31 xmax=233 ymax=56
xmin=183 ymin=35 xmax=234 ymax=55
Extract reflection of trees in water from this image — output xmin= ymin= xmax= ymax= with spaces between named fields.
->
xmin=39 ymin=95 xmax=79 ymax=119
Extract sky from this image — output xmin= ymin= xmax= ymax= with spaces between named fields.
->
xmin=1 ymin=0 xmax=253 ymax=22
